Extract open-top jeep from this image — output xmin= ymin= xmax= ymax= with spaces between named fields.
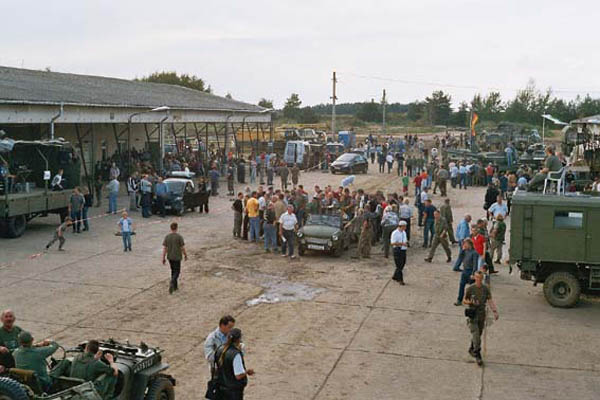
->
xmin=0 ymin=339 xmax=175 ymax=400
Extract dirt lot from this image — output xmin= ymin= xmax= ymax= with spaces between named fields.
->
xmin=1 ymin=167 xmax=599 ymax=399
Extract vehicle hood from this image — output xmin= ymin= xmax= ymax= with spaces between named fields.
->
xmin=300 ymin=225 xmax=340 ymax=238
xmin=331 ymin=160 xmax=351 ymax=167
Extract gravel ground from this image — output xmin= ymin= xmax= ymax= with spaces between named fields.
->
xmin=1 ymin=167 xmax=599 ymax=400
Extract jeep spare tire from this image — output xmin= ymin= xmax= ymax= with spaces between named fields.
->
xmin=0 ymin=377 xmax=29 ymax=400
xmin=145 ymin=377 xmax=174 ymax=400
xmin=543 ymin=271 xmax=581 ymax=308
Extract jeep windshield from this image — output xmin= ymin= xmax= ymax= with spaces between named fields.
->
xmin=165 ymin=181 xmax=185 ymax=194
xmin=307 ymin=214 xmax=341 ymax=227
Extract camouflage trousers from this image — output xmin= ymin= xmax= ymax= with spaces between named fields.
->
xmin=427 ymin=235 xmax=451 ymax=260
xmin=356 ymin=232 xmax=372 ymax=258
xmin=490 ymin=240 xmax=504 ymax=262
xmin=468 ymin=312 xmax=486 ymax=353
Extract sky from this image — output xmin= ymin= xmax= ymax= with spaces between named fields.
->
xmin=2 ymin=0 xmax=600 ymax=109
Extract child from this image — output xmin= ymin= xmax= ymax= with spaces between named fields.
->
xmin=118 ymin=211 xmax=133 ymax=252
xmin=46 ymin=217 xmax=73 ymax=251
xmin=402 ymin=172 xmax=409 ymax=195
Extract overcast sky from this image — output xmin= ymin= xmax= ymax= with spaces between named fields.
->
xmin=3 ymin=0 xmax=600 ymax=108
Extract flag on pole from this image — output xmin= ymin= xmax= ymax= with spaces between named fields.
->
xmin=470 ymin=113 xmax=479 ymax=137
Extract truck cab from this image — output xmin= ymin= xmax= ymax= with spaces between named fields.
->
xmin=510 ymin=191 xmax=600 ymax=307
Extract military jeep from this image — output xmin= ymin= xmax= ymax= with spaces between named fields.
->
xmin=297 ymin=213 xmax=350 ymax=257
xmin=510 ymin=191 xmax=600 ymax=307
xmin=0 ymin=339 xmax=175 ymax=400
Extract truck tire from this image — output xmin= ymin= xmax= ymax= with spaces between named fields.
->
xmin=145 ymin=377 xmax=174 ymax=400
xmin=543 ymin=271 xmax=581 ymax=308
xmin=6 ymin=216 xmax=27 ymax=238
xmin=0 ymin=377 xmax=29 ymax=400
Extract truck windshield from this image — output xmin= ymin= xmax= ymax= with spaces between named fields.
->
xmin=307 ymin=214 xmax=341 ymax=227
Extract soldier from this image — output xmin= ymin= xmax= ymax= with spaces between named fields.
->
xmin=424 ymin=210 xmax=452 ymax=263
xmin=45 ymin=217 xmax=73 ymax=251
xmin=226 ymin=162 xmax=235 ymax=196
xmin=353 ymin=219 xmax=372 ymax=258
xmin=346 ymin=208 xmax=365 ymax=243
xmin=70 ymin=340 xmax=118 ymax=399
xmin=439 ymin=198 xmax=457 ymax=244
xmin=489 ymin=214 xmax=506 ymax=264
xmin=528 ymin=146 xmax=563 ymax=191
xmin=13 ymin=332 xmax=59 ymax=392
xmin=0 ymin=310 xmax=21 ymax=371
xmin=463 ymin=270 xmax=499 ymax=366
xmin=278 ymin=162 xmax=289 ymax=191
xmin=291 ymin=163 xmax=300 ymax=188
xmin=437 ymin=166 xmax=449 ymax=197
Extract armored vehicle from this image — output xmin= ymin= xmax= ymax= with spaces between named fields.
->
xmin=297 ymin=213 xmax=350 ymax=257
xmin=0 ymin=138 xmax=80 ymax=238
xmin=0 ymin=339 xmax=175 ymax=400
xmin=510 ymin=191 xmax=600 ymax=307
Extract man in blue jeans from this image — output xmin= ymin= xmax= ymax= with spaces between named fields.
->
xmin=263 ymin=203 xmax=278 ymax=253
xmin=106 ymin=177 xmax=119 ymax=214
xmin=422 ymin=199 xmax=436 ymax=247
xmin=454 ymin=239 xmax=480 ymax=306
xmin=279 ymin=205 xmax=298 ymax=259
xmin=453 ymin=214 xmax=472 ymax=271
xmin=118 ymin=211 xmax=133 ymax=252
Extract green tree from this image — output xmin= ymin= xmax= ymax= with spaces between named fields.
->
xmin=407 ymin=101 xmax=425 ymax=121
xmin=298 ymin=107 xmax=320 ymax=123
xmin=425 ymin=91 xmax=452 ymax=125
xmin=356 ymin=100 xmax=382 ymax=122
xmin=258 ymin=98 xmax=274 ymax=109
xmin=283 ymin=93 xmax=302 ymax=120
xmin=451 ymin=102 xmax=470 ymax=127
xmin=137 ymin=71 xmax=211 ymax=93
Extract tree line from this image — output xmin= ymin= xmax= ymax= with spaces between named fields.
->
xmin=137 ymin=72 xmax=600 ymax=127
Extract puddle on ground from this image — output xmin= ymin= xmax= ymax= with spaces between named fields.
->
xmin=215 ymin=270 xmax=324 ymax=306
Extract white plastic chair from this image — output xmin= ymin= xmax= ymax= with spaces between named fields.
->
xmin=543 ymin=166 xmax=566 ymax=195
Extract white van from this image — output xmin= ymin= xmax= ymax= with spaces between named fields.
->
xmin=284 ymin=141 xmax=312 ymax=168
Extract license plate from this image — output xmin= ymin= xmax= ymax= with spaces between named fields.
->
xmin=308 ymin=244 xmax=325 ymax=250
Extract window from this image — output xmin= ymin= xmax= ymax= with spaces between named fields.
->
xmin=554 ymin=211 xmax=583 ymax=229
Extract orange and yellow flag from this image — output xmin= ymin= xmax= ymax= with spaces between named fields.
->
xmin=470 ymin=113 xmax=479 ymax=137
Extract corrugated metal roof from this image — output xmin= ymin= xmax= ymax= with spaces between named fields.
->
xmin=0 ymin=66 xmax=264 ymax=112
xmin=571 ymin=115 xmax=600 ymax=125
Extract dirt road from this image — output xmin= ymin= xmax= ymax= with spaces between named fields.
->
xmin=1 ymin=167 xmax=599 ymax=399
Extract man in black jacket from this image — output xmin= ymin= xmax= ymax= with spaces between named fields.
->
xmin=214 ymin=328 xmax=254 ymax=400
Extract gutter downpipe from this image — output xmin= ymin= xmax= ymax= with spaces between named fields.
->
xmin=50 ymin=102 xmax=64 ymax=140
xmin=159 ymin=114 xmax=170 ymax=174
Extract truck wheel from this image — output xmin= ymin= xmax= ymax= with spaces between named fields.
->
xmin=145 ymin=377 xmax=174 ymax=400
xmin=0 ymin=377 xmax=29 ymax=400
xmin=543 ymin=271 xmax=581 ymax=308
xmin=332 ymin=246 xmax=342 ymax=257
xmin=6 ymin=215 xmax=27 ymax=238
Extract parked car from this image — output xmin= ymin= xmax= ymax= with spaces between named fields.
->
xmin=330 ymin=153 xmax=369 ymax=174
xmin=297 ymin=213 xmax=349 ymax=257
xmin=153 ymin=172 xmax=207 ymax=215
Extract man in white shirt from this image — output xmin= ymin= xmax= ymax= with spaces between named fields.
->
xmin=488 ymin=196 xmax=508 ymax=219
xmin=279 ymin=205 xmax=298 ymax=259
xmin=458 ymin=163 xmax=467 ymax=190
xmin=450 ymin=164 xmax=459 ymax=188
xmin=391 ymin=221 xmax=408 ymax=285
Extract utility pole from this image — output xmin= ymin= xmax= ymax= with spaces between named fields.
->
xmin=331 ymin=71 xmax=337 ymax=142
xmin=382 ymin=89 xmax=387 ymax=137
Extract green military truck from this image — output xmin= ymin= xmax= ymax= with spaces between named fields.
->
xmin=0 ymin=139 xmax=80 ymax=238
xmin=510 ymin=191 xmax=600 ymax=307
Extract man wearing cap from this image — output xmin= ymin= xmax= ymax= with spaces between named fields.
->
xmin=13 ymin=331 xmax=59 ymax=391
xmin=391 ymin=221 xmax=409 ymax=285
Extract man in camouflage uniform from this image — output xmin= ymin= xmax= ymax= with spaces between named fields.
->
xmin=439 ymin=198 xmax=456 ymax=244
xmin=437 ymin=166 xmax=449 ymax=197
xmin=424 ymin=210 xmax=452 ymax=263
xmin=353 ymin=219 xmax=372 ymax=258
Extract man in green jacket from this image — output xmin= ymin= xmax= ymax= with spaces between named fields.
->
xmin=70 ymin=340 xmax=118 ymax=399
xmin=13 ymin=331 xmax=58 ymax=392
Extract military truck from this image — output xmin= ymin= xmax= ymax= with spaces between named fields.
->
xmin=510 ymin=191 xmax=600 ymax=307
xmin=0 ymin=339 xmax=175 ymax=400
xmin=0 ymin=138 xmax=80 ymax=238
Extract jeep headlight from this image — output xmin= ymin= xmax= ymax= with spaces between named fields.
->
xmin=332 ymin=234 xmax=340 ymax=241
xmin=297 ymin=231 xmax=303 ymax=237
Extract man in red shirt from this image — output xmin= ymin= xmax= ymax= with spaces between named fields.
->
xmin=414 ymin=174 xmax=423 ymax=197
xmin=485 ymin=163 xmax=495 ymax=185
xmin=471 ymin=224 xmax=486 ymax=270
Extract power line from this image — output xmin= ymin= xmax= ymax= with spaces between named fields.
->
xmin=338 ymin=71 xmax=600 ymax=95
